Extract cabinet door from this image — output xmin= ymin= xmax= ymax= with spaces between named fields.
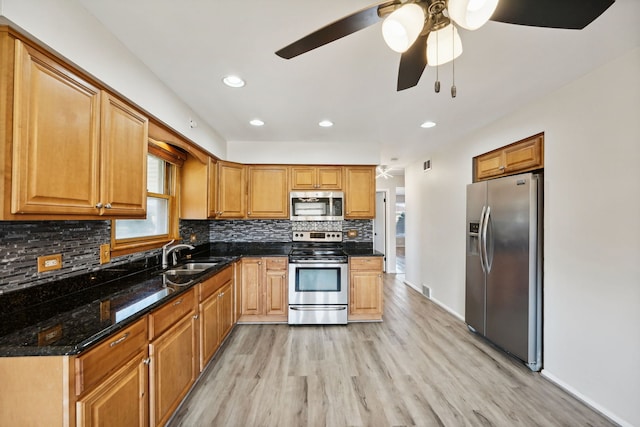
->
xmin=317 ymin=167 xmax=342 ymax=189
xmin=11 ymin=39 xmax=101 ymax=215
xmin=199 ymin=292 xmax=220 ymax=371
xmin=290 ymin=166 xmax=316 ymax=190
xmin=218 ymin=281 xmax=234 ymax=342
xmin=349 ymin=271 xmax=383 ymax=320
xmin=475 ymin=150 xmax=505 ymax=180
xmin=100 ymin=91 xmax=148 ymax=217
xmin=247 ymin=166 xmax=288 ymax=218
xmin=149 ymin=313 xmax=198 ymax=427
xmin=217 ymin=161 xmax=246 ymax=218
xmin=76 ymin=349 xmax=148 ymax=427
xmin=240 ymin=258 xmax=263 ymax=315
xmin=504 ymin=134 xmax=543 ymax=173
xmin=265 ymin=269 xmax=287 ymax=316
xmin=180 ymin=156 xmax=217 ymax=219
xmin=344 ymin=166 xmax=375 ymax=219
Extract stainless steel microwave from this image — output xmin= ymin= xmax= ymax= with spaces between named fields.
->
xmin=290 ymin=191 xmax=344 ymax=221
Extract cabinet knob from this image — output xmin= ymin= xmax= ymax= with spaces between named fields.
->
xmin=95 ymin=202 xmax=103 ymax=209
xmin=173 ymin=298 xmax=183 ymax=306
xmin=193 ymin=314 xmax=199 ymax=319
xmin=105 ymin=203 xmax=112 ymax=209
xmin=143 ymin=357 xmax=151 ymax=365
xmin=248 ymin=211 xmax=251 ymax=215
xmin=499 ymin=166 xmax=505 ymax=170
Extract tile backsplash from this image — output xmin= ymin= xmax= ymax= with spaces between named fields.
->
xmin=0 ymin=218 xmax=372 ymax=293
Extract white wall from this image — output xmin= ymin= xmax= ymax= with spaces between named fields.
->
xmin=405 ymin=47 xmax=640 ymax=426
xmin=226 ymin=140 xmax=380 ymax=165
xmin=0 ymin=0 xmax=226 ymax=157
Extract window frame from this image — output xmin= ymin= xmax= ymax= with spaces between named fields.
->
xmin=110 ymin=140 xmax=185 ymax=257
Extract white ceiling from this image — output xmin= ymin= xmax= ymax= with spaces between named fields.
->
xmin=77 ymin=0 xmax=640 ymax=169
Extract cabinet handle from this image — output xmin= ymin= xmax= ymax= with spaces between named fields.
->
xmin=258 ymin=261 xmax=262 ymax=265
xmin=143 ymin=357 xmax=151 ymax=365
xmin=105 ymin=203 xmax=112 ymax=209
xmin=95 ymin=202 xmax=103 ymax=209
xmin=499 ymin=166 xmax=505 ymax=170
xmin=109 ymin=332 xmax=130 ymax=347
xmin=173 ymin=298 xmax=183 ymax=306
xmin=219 ymin=292 xmax=225 ymax=297
xmin=193 ymin=314 xmax=199 ymax=319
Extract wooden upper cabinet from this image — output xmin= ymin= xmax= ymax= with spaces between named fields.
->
xmin=290 ymin=166 xmax=342 ymax=190
xmin=247 ymin=165 xmax=288 ymax=218
xmin=181 ymin=156 xmax=217 ymax=219
xmin=6 ymin=37 xmax=148 ymax=219
xmin=99 ymin=92 xmax=148 ymax=217
xmin=474 ymin=133 xmax=544 ymax=181
xmin=217 ymin=161 xmax=246 ymax=219
xmin=344 ymin=166 xmax=376 ymax=219
xmin=10 ymin=39 xmax=102 ymax=216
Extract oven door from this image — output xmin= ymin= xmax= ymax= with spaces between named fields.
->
xmin=288 ymin=262 xmax=348 ymax=306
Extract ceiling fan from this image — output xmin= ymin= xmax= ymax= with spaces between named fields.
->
xmin=376 ymin=165 xmax=395 ymax=179
xmin=276 ymin=0 xmax=615 ymax=92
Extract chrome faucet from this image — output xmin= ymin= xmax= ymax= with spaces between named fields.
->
xmin=162 ymin=240 xmax=195 ymax=269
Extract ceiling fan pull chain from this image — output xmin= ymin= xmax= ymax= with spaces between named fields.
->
xmin=451 ymin=24 xmax=457 ymax=98
xmin=434 ymin=29 xmax=441 ymax=93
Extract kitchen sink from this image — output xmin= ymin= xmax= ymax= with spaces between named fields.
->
xmin=163 ymin=262 xmax=218 ymax=276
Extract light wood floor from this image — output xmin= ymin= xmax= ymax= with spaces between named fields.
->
xmin=169 ymin=274 xmax=614 ymax=427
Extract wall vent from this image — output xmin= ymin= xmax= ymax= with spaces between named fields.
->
xmin=423 ymin=159 xmax=432 ymax=172
xmin=422 ymin=284 xmax=432 ymax=298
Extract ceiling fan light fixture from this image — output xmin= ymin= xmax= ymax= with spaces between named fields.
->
xmin=447 ymin=0 xmax=499 ymax=30
xmin=426 ymin=24 xmax=463 ymax=66
xmin=381 ymin=3 xmax=426 ymax=53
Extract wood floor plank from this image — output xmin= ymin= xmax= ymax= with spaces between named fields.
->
xmin=169 ymin=274 xmax=616 ymax=427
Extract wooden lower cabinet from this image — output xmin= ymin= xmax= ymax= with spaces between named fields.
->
xmin=349 ymin=257 xmax=384 ymax=321
xmin=239 ymin=257 xmax=288 ymax=322
xmin=199 ymin=266 xmax=234 ymax=371
xmin=76 ymin=348 xmax=148 ymax=427
xmin=148 ymin=291 xmax=198 ymax=427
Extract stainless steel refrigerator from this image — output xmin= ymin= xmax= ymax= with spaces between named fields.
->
xmin=465 ymin=172 xmax=542 ymax=371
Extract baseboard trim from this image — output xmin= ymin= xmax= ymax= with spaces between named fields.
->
xmin=402 ymin=279 xmax=464 ymax=322
xmin=541 ymin=369 xmax=632 ymax=427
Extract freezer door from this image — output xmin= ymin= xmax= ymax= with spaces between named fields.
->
xmin=465 ymin=182 xmax=487 ymax=335
xmin=485 ymin=173 xmax=540 ymax=366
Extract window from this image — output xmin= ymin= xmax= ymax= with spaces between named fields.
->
xmin=111 ymin=140 xmax=185 ymax=256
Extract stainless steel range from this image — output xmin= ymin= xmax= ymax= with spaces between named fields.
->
xmin=288 ymin=231 xmax=348 ymax=325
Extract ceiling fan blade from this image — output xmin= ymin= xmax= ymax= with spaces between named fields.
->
xmin=397 ymin=33 xmax=428 ymax=91
xmin=276 ymin=1 xmax=397 ymax=59
xmin=490 ymin=0 xmax=615 ymax=30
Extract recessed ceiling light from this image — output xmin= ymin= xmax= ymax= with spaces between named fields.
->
xmin=421 ymin=120 xmax=437 ymax=128
xmin=222 ymin=75 xmax=245 ymax=88
xmin=318 ymin=120 xmax=334 ymax=128
xmin=249 ymin=119 xmax=264 ymax=126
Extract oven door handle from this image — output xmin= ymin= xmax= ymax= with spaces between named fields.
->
xmin=289 ymin=306 xmax=347 ymax=311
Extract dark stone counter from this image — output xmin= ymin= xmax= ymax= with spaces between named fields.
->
xmin=0 ymin=241 xmax=377 ymax=357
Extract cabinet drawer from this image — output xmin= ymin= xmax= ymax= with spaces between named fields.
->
xmin=199 ymin=266 xmax=233 ymax=301
xmin=149 ymin=288 xmax=196 ymax=340
xmin=350 ymin=257 xmax=383 ymax=271
xmin=75 ymin=317 xmax=147 ymax=395
xmin=265 ymin=257 xmax=287 ymax=270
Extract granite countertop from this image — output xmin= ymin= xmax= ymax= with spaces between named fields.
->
xmin=0 ymin=241 xmax=379 ymax=357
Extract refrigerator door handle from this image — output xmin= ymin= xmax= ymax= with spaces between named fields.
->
xmin=478 ymin=205 xmax=487 ymax=273
xmin=481 ymin=206 xmax=491 ymax=273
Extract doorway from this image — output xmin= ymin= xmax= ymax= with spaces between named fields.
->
xmin=374 ymin=191 xmax=387 ymax=272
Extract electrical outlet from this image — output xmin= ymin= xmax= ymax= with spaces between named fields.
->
xmin=189 ymin=233 xmax=197 ymax=243
xmin=37 ymin=254 xmax=62 ymax=272
xmin=100 ymin=244 xmax=111 ymax=264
